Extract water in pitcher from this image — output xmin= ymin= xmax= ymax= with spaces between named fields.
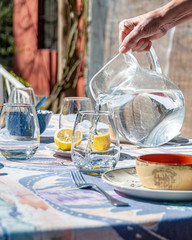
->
xmin=89 ymin=48 xmax=186 ymax=147
xmin=96 ymin=88 xmax=185 ymax=147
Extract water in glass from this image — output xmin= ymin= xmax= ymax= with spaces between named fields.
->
xmin=0 ymin=103 xmax=40 ymax=160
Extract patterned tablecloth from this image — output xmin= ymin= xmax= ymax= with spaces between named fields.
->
xmin=0 ymin=114 xmax=192 ymax=240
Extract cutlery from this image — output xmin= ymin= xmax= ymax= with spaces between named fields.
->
xmin=71 ymin=170 xmax=129 ymax=207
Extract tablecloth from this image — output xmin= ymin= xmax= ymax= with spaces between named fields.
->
xmin=0 ymin=115 xmax=192 ymax=240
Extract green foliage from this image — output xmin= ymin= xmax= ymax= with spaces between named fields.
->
xmin=0 ymin=0 xmax=14 ymax=66
xmin=9 ymin=71 xmax=30 ymax=87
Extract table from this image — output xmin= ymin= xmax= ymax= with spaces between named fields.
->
xmin=1 ymin=114 xmax=192 ymax=240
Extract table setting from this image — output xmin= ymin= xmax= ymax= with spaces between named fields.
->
xmin=0 ymin=106 xmax=192 ymax=240
xmin=0 ymin=46 xmax=192 ymax=240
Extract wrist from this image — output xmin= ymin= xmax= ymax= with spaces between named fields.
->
xmin=160 ymin=0 xmax=192 ymax=28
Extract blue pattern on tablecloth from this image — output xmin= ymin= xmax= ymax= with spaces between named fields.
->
xmin=0 ymin=114 xmax=192 ymax=239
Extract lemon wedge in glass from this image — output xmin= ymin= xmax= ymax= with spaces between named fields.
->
xmin=54 ymin=128 xmax=82 ymax=151
xmin=92 ymin=133 xmax=111 ymax=151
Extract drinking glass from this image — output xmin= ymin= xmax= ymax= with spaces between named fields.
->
xmin=8 ymin=87 xmax=37 ymax=105
xmin=71 ymin=111 xmax=120 ymax=175
xmin=0 ymin=103 xmax=40 ymax=160
xmin=59 ymin=97 xmax=93 ymax=129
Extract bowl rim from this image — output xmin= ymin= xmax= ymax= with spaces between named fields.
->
xmin=36 ymin=110 xmax=53 ymax=113
xmin=136 ymin=153 xmax=192 ymax=166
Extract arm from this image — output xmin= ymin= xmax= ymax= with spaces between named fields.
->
xmin=119 ymin=0 xmax=192 ymax=53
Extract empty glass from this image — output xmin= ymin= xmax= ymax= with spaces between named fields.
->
xmin=59 ymin=97 xmax=93 ymax=129
xmin=8 ymin=87 xmax=37 ymax=106
xmin=71 ymin=111 xmax=120 ymax=175
xmin=0 ymin=103 xmax=40 ymax=160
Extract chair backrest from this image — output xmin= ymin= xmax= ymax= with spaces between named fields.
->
xmin=0 ymin=64 xmax=26 ymax=104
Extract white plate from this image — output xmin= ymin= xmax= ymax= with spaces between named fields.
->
xmin=102 ymin=167 xmax=192 ymax=201
xmin=45 ymin=143 xmax=71 ymax=158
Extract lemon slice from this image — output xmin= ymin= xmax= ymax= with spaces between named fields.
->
xmin=93 ymin=133 xmax=111 ymax=151
xmin=54 ymin=128 xmax=82 ymax=151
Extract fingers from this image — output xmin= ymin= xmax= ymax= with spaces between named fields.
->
xmin=119 ymin=37 xmax=152 ymax=53
xmin=119 ymin=26 xmax=152 ymax=53
xmin=132 ymin=39 xmax=152 ymax=52
xmin=119 ymin=15 xmax=155 ymax=53
xmin=119 ymin=25 xmax=143 ymax=53
xmin=119 ymin=20 xmax=136 ymax=46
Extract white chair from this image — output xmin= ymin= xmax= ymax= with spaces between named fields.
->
xmin=0 ymin=64 xmax=26 ymax=104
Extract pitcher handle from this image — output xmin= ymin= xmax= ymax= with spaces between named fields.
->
xmin=146 ymin=46 xmax=162 ymax=74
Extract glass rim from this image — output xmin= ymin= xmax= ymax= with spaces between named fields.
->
xmin=2 ymin=103 xmax=35 ymax=107
xmin=12 ymin=87 xmax=34 ymax=91
xmin=63 ymin=97 xmax=91 ymax=101
xmin=77 ymin=110 xmax=111 ymax=115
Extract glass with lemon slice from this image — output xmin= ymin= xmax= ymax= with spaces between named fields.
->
xmin=59 ymin=97 xmax=93 ymax=130
xmin=71 ymin=111 xmax=120 ymax=175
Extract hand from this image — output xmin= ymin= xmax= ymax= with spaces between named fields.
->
xmin=119 ymin=12 xmax=169 ymax=53
xmin=119 ymin=0 xmax=192 ymax=53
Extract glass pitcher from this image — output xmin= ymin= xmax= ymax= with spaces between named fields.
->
xmin=89 ymin=47 xmax=185 ymax=147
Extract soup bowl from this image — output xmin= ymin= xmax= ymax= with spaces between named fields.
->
xmin=136 ymin=153 xmax=192 ymax=190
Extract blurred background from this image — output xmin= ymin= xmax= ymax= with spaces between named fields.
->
xmin=1 ymin=0 xmax=192 ymax=137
